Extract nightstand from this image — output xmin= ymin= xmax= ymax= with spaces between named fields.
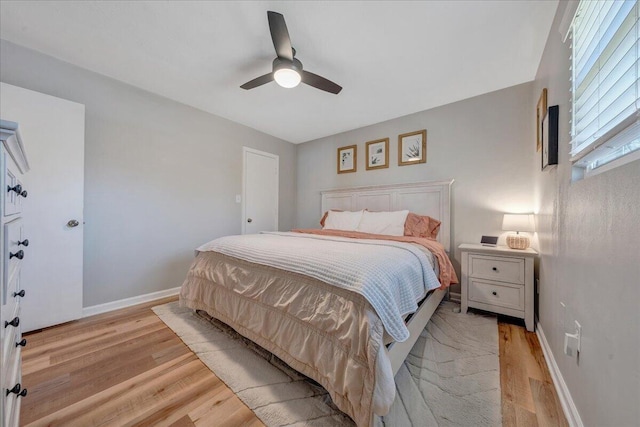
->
xmin=459 ymin=243 xmax=537 ymax=331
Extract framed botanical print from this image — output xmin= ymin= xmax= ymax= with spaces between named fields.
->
xmin=536 ymin=88 xmax=547 ymax=152
xmin=398 ymin=130 xmax=426 ymax=166
xmin=337 ymin=145 xmax=357 ymax=174
xmin=365 ymin=138 xmax=389 ymax=170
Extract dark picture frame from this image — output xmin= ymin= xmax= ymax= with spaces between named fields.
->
xmin=542 ymin=105 xmax=559 ymax=170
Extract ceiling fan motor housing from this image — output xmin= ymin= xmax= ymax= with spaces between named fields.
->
xmin=272 ymin=57 xmax=303 ymax=74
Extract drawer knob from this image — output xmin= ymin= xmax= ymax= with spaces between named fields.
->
xmin=492 ymin=267 xmax=498 ymax=271
xmin=4 ymin=317 xmax=19 ymax=328
xmin=18 ymin=239 xmax=29 ymax=247
xmin=13 ymin=289 xmax=25 ymax=298
xmin=492 ymin=291 xmax=498 ymax=296
xmin=10 ymin=250 xmax=24 ymax=260
xmin=7 ymin=184 xmax=22 ymax=194
xmin=6 ymin=384 xmax=20 ymax=396
xmin=16 ymin=338 xmax=27 ymax=348
xmin=20 ymin=190 xmax=28 ymax=198
xmin=67 ymin=219 xmax=79 ymax=228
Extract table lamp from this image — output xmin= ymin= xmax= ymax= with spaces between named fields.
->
xmin=502 ymin=214 xmax=535 ymax=249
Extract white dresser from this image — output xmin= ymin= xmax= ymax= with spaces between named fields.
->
xmin=0 ymin=120 xmax=30 ymax=427
xmin=460 ymin=243 xmax=537 ymax=332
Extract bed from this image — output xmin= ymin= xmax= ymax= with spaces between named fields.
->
xmin=179 ymin=180 xmax=455 ymax=426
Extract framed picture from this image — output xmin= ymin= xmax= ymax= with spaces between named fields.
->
xmin=365 ymin=138 xmax=389 ymax=170
xmin=337 ymin=145 xmax=357 ymax=174
xmin=536 ymin=88 xmax=547 ymax=152
xmin=398 ymin=129 xmax=426 ymax=166
xmin=542 ymin=105 xmax=559 ymax=170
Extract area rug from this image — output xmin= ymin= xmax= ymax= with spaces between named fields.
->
xmin=152 ymin=301 xmax=501 ymax=426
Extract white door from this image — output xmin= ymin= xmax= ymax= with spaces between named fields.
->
xmin=0 ymin=83 xmax=84 ymax=332
xmin=242 ymin=147 xmax=278 ymax=234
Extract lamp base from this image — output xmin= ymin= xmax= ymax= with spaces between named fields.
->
xmin=506 ymin=234 xmax=530 ymax=250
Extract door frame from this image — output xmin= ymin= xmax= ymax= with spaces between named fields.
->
xmin=242 ymin=147 xmax=279 ymax=234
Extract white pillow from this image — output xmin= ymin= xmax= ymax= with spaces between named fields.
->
xmin=356 ymin=210 xmax=409 ymax=236
xmin=323 ymin=210 xmax=364 ymax=231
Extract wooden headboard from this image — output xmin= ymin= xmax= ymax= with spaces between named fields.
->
xmin=321 ymin=180 xmax=454 ymax=252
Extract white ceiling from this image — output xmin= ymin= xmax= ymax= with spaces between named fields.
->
xmin=0 ymin=1 xmax=557 ymax=144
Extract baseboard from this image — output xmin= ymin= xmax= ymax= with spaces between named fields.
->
xmin=82 ymin=287 xmax=181 ymax=318
xmin=448 ymin=291 xmax=461 ymax=303
xmin=536 ymin=323 xmax=584 ymax=427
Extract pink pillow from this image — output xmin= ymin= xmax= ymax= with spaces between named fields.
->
xmin=404 ymin=213 xmax=441 ymax=239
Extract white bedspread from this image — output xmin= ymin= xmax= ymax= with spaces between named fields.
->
xmin=197 ymin=231 xmax=441 ymax=342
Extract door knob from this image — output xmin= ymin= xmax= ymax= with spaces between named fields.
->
xmin=67 ymin=219 xmax=79 ymax=227
xmin=7 ymin=184 xmax=22 ymax=194
xmin=18 ymin=239 xmax=29 ymax=247
xmin=10 ymin=250 xmax=24 ymax=260
xmin=16 ymin=338 xmax=26 ymax=348
xmin=247 ymin=218 xmax=253 ymax=223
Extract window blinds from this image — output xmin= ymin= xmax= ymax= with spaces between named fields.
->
xmin=570 ymin=0 xmax=639 ymax=170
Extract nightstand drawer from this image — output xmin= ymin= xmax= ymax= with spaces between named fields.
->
xmin=468 ymin=278 xmax=524 ymax=311
xmin=469 ymin=254 xmax=524 ymax=284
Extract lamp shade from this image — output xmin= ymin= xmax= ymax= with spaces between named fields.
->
xmin=502 ymin=214 xmax=535 ymax=232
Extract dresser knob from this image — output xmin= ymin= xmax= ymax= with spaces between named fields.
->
xmin=13 ymin=289 xmax=25 ymax=298
xmin=492 ymin=267 xmax=497 ymax=271
xmin=4 ymin=317 xmax=19 ymax=328
xmin=10 ymin=250 xmax=24 ymax=260
xmin=7 ymin=184 xmax=22 ymax=194
xmin=20 ymin=190 xmax=28 ymax=198
xmin=18 ymin=388 xmax=27 ymax=398
xmin=6 ymin=384 xmax=20 ymax=396
xmin=492 ymin=291 xmax=498 ymax=296
xmin=18 ymin=239 xmax=29 ymax=247
xmin=16 ymin=338 xmax=27 ymax=347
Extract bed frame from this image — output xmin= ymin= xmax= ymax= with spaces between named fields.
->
xmin=321 ymin=180 xmax=454 ymax=375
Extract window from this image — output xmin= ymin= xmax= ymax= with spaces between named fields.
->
xmin=570 ymin=0 xmax=639 ymax=176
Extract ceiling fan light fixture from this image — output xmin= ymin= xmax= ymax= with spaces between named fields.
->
xmin=240 ymin=11 xmax=342 ymax=94
xmin=274 ymin=68 xmax=301 ymax=88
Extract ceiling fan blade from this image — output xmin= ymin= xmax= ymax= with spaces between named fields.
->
xmin=267 ymin=11 xmax=293 ymax=61
xmin=240 ymin=73 xmax=274 ymax=90
xmin=302 ymin=71 xmax=342 ymax=94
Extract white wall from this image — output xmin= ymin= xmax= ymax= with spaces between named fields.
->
xmin=532 ymin=3 xmax=640 ymax=426
xmin=0 ymin=39 xmax=297 ymax=307
xmin=296 ymin=82 xmax=537 ymax=293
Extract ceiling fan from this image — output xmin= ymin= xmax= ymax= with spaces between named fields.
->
xmin=240 ymin=11 xmax=342 ymax=94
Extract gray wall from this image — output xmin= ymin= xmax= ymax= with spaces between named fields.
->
xmin=296 ymin=82 xmax=537 ymax=294
xmin=532 ymin=3 xmax=640 ymax=426
xmin=0 ymin=39 xmax=297 ymax=307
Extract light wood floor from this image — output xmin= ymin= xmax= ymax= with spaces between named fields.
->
xmin=498 ymin=318 xmax=568 ymax=427
xmin=21 ymin=298 xmax=567 ymax=426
